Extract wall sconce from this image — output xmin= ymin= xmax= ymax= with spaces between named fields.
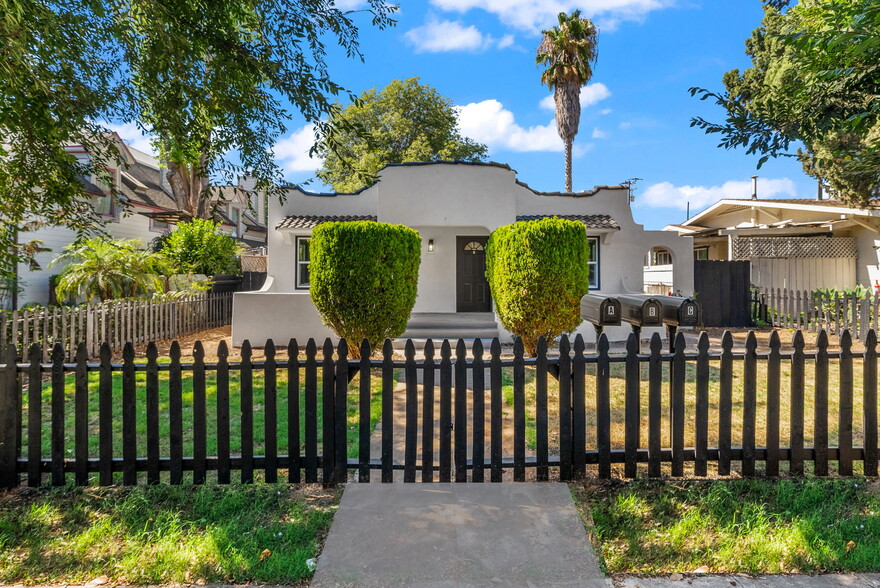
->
xmin=428 ymin=239 xmax=435 ymax=253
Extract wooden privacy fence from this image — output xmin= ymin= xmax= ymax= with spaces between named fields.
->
xmin=1 ymin=329 xmax=879 ymax=489
xmin=0 ymin=292 xmax=233 ymax=361
xmin=752 ymin=287 xmax=880 ymax=338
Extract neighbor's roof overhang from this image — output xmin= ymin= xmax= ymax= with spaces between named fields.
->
xmin=276 ymin=214 xmax=378 ymax=230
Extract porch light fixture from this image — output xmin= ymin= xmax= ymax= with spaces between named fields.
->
xmin=428 ymin=239 xmax=435 ymax=252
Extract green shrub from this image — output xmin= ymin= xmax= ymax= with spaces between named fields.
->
xmin=486 ymin=217 xmax=590 ymax=355
xmin=309 ymin=221 xmax=420 ymax=357
xmin=159 ymin=219 xmax=241 ymax=275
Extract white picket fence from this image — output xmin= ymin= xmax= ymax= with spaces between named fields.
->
xmin=0 ymin=292 xmax=233 ymax=361
xmin=753 ymin=287 xmax=880 ymax=339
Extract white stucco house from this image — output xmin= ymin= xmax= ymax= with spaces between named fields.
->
xmin=231 ymin=161 xmax=694 ymax=346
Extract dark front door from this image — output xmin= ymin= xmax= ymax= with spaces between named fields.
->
xmin=457 ymin=236 xmax=491 ymax=312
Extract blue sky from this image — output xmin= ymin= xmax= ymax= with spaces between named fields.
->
xmin=112 ymin=0 xmax=819 ymax=231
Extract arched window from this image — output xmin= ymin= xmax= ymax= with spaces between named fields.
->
xmin=463 ymin=241 xmax=484 ymax=254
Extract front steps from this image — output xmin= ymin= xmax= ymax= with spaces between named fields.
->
xmin=396 ymin=312 xmax=498 ymax=348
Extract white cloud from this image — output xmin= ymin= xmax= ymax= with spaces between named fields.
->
xmin=641 ymin=178 xmax=798 ymax=211
xmin=457 ymin=100 xmax=563 ymax=152
xmin=599 ymin=108 xmax=613 ymax=115
xmin=540 ymin=83 xmax=611 ymax=110
xmin=404 ymin=17 xmax=514 ymax=52
xmin=274 ymin=124 xmax=323 ymax=173
xmin=430 ymin=0 xmax=675 ymax=32
xmin=591 ymin=128 xmax=607 ymax=139
xmin=105 ymin=122 xmax=156 ymax=156
xmin=619 ymin=121 xmax=632 ymax=129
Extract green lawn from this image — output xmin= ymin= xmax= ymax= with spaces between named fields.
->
xmin=576 ymin=478 xmax=880 ymax=574
xmin=0 ymin=483 xmax=339 ymax=585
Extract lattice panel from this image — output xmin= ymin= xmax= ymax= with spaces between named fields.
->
xmin=732 ymin=236 xmax=856 ymax=259
xmin=240 ymin=254 xmax=267 ymax=272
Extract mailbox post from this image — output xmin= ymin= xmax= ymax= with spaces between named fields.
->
xmin=579 ymin=294 xmax=622 ymax=340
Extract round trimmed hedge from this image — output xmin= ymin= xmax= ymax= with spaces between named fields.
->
xmin=485 ymin=217 xmax=590 ymax=355
xmin=309 ymin=221 xmax=421 ymax=356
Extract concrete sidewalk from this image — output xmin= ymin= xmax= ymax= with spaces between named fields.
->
xmin=612 ymin=574 xmax=880 ymax=587
xmin=310 ymin=483 xmax=605 ymax=587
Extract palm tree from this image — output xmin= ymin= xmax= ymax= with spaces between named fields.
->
xmin=51 ymin=238 xmax=171 ymax=302
xmin=537 ymin=11 xmax=598 ymax=193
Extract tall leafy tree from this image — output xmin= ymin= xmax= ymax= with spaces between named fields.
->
xmin=315 ymin=77 xmax=488 ymax=192
xmin=1 ymin=0 xmax=123 ymax=279
xmin=0 ymin=0 xmax=396 ymax=282
xmin=690 ymin=0 xmax=880 ymax=207
xmin=536 ymin=10 xmax=598 ymax=193
xmin=119 ymin=0 xmax=396 ymax=218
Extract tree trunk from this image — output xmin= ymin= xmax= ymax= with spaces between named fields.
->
xmin=166 ymin=156 xmax=212 ymax=219
xmin=565 ymin=140 xmax=573 ymax=193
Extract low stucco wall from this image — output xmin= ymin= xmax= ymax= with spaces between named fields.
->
xmin=497 ymin=320 xmax=665 ymax=345
xmin=232 ymin=291 xmax=335 ymax=347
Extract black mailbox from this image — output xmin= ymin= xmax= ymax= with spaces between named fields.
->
xmin=658 ymin=296 xmax=702 ymax=327
xmin=580 ymin=294 xmax=622 ymax=326
xmin=617 ymin=295 xmax=664 ymax=327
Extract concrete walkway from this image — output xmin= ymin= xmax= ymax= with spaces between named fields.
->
xmin=310 ymin=483 xmax=606 ymax=587
xmin=612 ymin=574 xmax=880 ymax=587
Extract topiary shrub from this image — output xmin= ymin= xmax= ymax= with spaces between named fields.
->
xmin=309 ymin=221 xmax=421 ymax=357
xmin=486 ymin=217 xmax=590 ymax=355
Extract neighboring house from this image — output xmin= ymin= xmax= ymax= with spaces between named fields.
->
xmin=665 ymin=196 xmax=880 ymax=292
xmin=11 ymin=134 xmax=267 ymax=308
xmin=643 ymin=246 xmax=676 ymax=295
xmin=232 ymin=161 xmax=693 ymax=345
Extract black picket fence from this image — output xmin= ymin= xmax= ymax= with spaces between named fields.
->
xmin=1 ymin=328 xmax=878 ymax=489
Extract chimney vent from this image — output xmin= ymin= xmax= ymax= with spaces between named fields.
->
xmin=751 ymin=175 xmax=758 ymax=200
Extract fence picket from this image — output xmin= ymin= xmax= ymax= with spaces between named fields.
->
xmin=513 ymin=338 xmax=526 ymax=482
xmin=814 ymin=330 xmax=829 ymax=476
xmin=573 ymin=335 xmax=587 ymax=479
xmin=146 ymin=342 xmax=160 ymax=484
xmin=192 ymin=341 xmax=207 ymax=484
xmin=694 ymin=333 xmax=709 ymax=477
xmin=766 ymin=331 xmax=781 ymax=477
xmin=333 ymin=339 xmax=347 ymax=485
xmin=0 ymin=344 xmax=19 ymax=490
xmin=265 ymin=340 xmax=278 ymax=483
xmin=422 ymin=340 xmax=436 ymax=483
xmin=51 ymin=343 xmax=65 ymax=486
xmin=742 ymin=331 xmax=757 ymax=476
xmin=405 ymin=340 xmax=418 ymax=483
xmin=718 ymin=332 xmax=733 ymax=476
xmin=624 ymin=333 xmax=640 ymax=479
xmin=28 ymin=344 xmax=43 ymax=487
xmin=241 ymin=340 xmax=255 ymax=484
xmin=381 ymin=339 xmax=394 ymax=483
xmin=357 ymin=339 xmax=370 ymax=483
xmin=454 ymin=339 xmax=468 ymax=483
xmin=647 ymin=333 xmax=662 ymax=477
xmin=471 ymin=339 xmax=485 ymax=483
xmin=839 ymin=330 xmax=854 ymax=476
xmin=558 ymin=336 xmax=572 ymax=482
xmin=596 ymin=334 xmax=611 ymax=479
xmin=304 ymin=339 xmax=318 ymax=483
xmin=439 ymin=340 xmax=452 ymax=483
xmin=489 ymin=339 xmax=502 ymax=483
xmin=864 ymin=330 xmax=878 ymax=476
xmin=216 ymin=341 xmax=231 ymax=484
xmin=122 ymin=343 xmax=137 ymax=485
xmin=671 ymin=332 xmax=687 ymax=477
xmin=535 ymin=336 xmax=549 ymax=481
xmin=169 ymin=342 xmax=183 ymax=485
xmin=289 ymin=339 xmax=302 ymax=484
xmin=791 ymin=331 xmax=806 ymax=475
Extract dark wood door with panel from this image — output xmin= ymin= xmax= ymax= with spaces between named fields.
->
xmin=456 ymin=236 xmax=491 ymax=312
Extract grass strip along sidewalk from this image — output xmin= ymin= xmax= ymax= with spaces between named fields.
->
xmin=0 ymin=484 xmax=338 ymax=585
xmin=575 ymin=478 xmax=880 ymax=575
